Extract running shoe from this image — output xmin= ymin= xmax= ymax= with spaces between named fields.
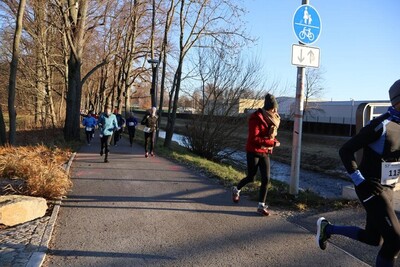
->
xmin=100 ymin=150 xmax=103 ymax=156
xmin=145 ymin=152 xmax=149 ymax=158
xmin=232 ymin=186 xmax=240 ymax=203
xmin=257 ymin=205 xmax=270 ymax=216
xmin=316 ymin=217 xmax=331 ymax=250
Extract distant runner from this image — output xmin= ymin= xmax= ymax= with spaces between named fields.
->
xmin=82 ymin=110 xmax=97 ymax=145
xmin=98 ymin=106 xmax=118 ymax=163
xmin=141 ymin=107 xmax=158 ymax=158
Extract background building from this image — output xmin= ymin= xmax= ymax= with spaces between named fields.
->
xmin=279 ymin=98 xmax=390 ymax=125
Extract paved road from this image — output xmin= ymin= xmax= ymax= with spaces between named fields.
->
xmin=41 ymin=136 xmax=374 ymax=267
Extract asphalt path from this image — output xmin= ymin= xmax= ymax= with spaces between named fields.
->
xmin=43 ymin=135 xmax=372 ymax=267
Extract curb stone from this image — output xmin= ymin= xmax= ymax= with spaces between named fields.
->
xmin=25 ymin=152 xmax=76 ymax=267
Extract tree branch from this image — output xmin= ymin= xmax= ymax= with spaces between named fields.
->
xmin=82 ymin=59 xmax=109 ymax=86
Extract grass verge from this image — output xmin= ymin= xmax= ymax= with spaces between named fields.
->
xmin=133 ymin=131 xmax=359 ymax=212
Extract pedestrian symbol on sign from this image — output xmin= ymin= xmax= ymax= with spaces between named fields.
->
xmin=303 ymin=7 xmax=312 ymax=24
xmin=293 ymin=5 xmax=321 ymax=45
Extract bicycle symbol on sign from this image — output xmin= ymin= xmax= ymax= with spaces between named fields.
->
xmin=299 ymin=27 xmax=314 ymax=41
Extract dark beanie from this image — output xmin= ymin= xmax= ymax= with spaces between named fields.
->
xmin=389 ymin=79 xmax=400 ymax=106
xmin=264 ymin=93 xmax=278 ymax=110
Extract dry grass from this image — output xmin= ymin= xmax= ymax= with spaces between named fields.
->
xmin=0 ymin=145 xmax=72 ymax=199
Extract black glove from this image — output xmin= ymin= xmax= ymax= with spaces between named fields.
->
xmin=355 ymin=180 xmax=384 ymax=201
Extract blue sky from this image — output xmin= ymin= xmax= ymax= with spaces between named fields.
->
xmin=243 ymin=0 xmax=400 ymax=101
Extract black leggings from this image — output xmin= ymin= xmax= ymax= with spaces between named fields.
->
xmin=237 ymin=152 xmax=271 ymax=203
xmin=114 ymin=129 xmax=122 ymax=145
xmin=144 ymin=131 xmax=155 ymax=153
xmin=128 ymin=127 xmax=136 ymax=145
xmin=85 ymin=130 xmax=94 ymax=144
xmin=100 ymin=135 xmax=113 ymax=159
xmin=356 ymin=187 xmax=400 ymax=260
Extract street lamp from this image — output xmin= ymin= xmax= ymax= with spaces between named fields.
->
xmin=147 ymin=58 xmax=160 ymax=108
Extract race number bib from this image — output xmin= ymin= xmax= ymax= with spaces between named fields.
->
xmin=128 ymin=122 xmax=135 ymax=126
xmin=85 ymin=127 xmax=93 ymax=131
xmin=381 ymin=162 xmax=400 ymax=185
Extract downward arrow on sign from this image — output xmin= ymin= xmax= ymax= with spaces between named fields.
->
xmin=297 ymin=49 xmax=305 ymax=62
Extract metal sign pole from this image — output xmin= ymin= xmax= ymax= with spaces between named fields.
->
xmin=290 ymin=66 xmax=305 ymax=195
xmin=290 ymin=0 xmax=309 ymax=195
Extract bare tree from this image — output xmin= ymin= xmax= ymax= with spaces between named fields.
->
xmin=163 ymin=0 xmax=251 ymax=148
xmin=303 ymin=67 xmax=326 ymax=117
xmin=0 ymin=0 xmax=261 ymax=147
xmin=183 ymin=44 xmax=265 ymax=161
xmin=116 ymin=0 xmax=148 ymax=114
xmin=30 ymin=0 xmax=58 ymax=128
xmin=56 ymin=0 xmax=110 ymax=141
xmin=7 ymin=0 xmax=26 ymax=145
xmin=85 ymin=0 xmax=152 ymax=115
xmin=55 ymin=0 xmax=89 ymax=141
xmin=157 ymin=0 xmax=176 ymax=135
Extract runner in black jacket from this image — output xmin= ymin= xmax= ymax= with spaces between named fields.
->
xmin=141 ymin=107 xmax=158 ymax=158
xmin=316 ymin=79 xmax=400 ymax=267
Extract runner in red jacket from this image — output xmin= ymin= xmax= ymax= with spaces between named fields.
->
xmin=232 ymin=93 xmax=281 ymax=216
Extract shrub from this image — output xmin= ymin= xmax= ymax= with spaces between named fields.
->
xmin=0 ymin=145 xmax=72 ymax=199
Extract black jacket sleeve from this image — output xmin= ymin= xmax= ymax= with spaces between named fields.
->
xmin=339 ymin=117 xmax=384 ymax=174
xmin=141 ymin=115 xmax=149 ymax=125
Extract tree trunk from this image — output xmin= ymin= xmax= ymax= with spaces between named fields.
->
xmin=0 ymin=105 xmax=7 ymax=145
xmin=124 ymin=82 xmax=130 ymax=115
xmin=63 ymin=54 xmax=82 ymax=141
xmin=34 ymin=0 xmax=47 ymax=127
xmin=45 ymin=87 xmax=57 ymax=128
xmin=164 ymin=62 xmax=182 ymax=147
xmin=62 ymin=0 xmax=88 ymax=141
xmin=34 ymin=96 xmax=44 ymax=126
xmin=7 ymin=0 xmax=27 ymax=145
xmin=59 ymin=88 xmax=65 ymax=122
xmin=59 ymin=32 xmax=69 ymax=124
xmin=158 ymin=0 xmax=175 ymax=140
xmin=43 ymin=37 xmax=57 ymax=127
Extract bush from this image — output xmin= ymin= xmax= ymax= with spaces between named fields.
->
xmin=184 ymin=114 xmax=246 ymax=161
xmin=0 ymin=145 xmax=72 ymax=199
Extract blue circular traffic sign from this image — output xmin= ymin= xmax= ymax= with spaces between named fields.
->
xmin=293 ymin=5 xmax=321 ymax=45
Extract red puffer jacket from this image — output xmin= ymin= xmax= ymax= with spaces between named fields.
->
xmin=246 ymin=109 xmax=278 ymax=154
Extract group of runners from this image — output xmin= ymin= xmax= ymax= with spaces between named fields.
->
xmin=81 ymin=106 xmax=159 ymax=162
